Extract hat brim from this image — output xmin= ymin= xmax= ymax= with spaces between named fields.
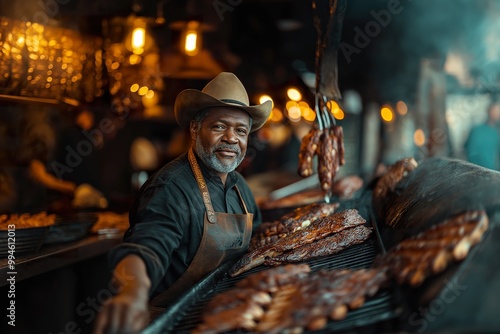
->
xmin=174 ymin=89 xmax=272 ymax=132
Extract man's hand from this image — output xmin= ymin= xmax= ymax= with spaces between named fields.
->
xmin=93 ymin=289 xmax=149 ymax=334
xmin=93 ymin=255 xmax=151 ymax=334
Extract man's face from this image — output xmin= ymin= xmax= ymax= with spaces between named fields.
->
xmin=191 ymin=107 xmax=251 ymax=175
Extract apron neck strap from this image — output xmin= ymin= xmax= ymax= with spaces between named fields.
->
xmin=188 ymin=148 xmax=217 ymax=224
xmin=234 ymin=185 xmax=249 ymax=214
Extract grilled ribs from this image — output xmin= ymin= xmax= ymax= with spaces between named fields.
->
xmin=196 ymin=265 xmax=389 ymax=334
xmin=332 ymin=175 xmax=363 ymax=199
xmin=203 ymin=288 xmax=272 ymax=316
xmin=374 ymin=210 xmax=489 ymax=286
xmin=372 ymin=157 xmax=418 ymax=224
xmin=298 ymin=127 xmax=323 ymax=177
xmin=264 ymin=225 xmax=372 ymax=265
xmin=318 ymin=129 xmax=337 ymax=192
xmin=193 ymin=265 xmax=310 ymax=334
xmin=249 ymin=202 xmax=339 ymax=251
xmin=297 ymin=123 xmax=345 ymax=199
xmin=231 ymin=209 xmax=365 ymax=277
xmin=259 ymin=268 xmax=390 ymax=333
xmin=236 ymin=263 xmax=311 ymax=292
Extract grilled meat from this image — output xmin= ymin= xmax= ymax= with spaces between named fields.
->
xmin=374 ymin=210 xmax=489 ymax=286
xmin=249 ymin=202 xmax=339 ymax=251
xmin=231 ymin=209 xmax=365 ymax=277
xmin=298 ymin=127 xmax=323 ymax=177
xmin=372 ymin=157 xmax=418 ymax=223
xmin=204 ymin=288 xmax=272 ymax=316
xmin=264 ymin=225 xmax=372 ymax=265
xmin=193 ymin=302 xmax=263 ymax=334
xmin=194 ymin=265 xmax=310 ymax=334
xmin=318 ymin=129 xmax=337 ymax=192
xmin=236 ymin=264 xmax=311 ymax=292
xmin=332 ymin=175 xmax=363 ymax=199
xmin=261 ymin=268 xmax=389 ymax=333
xmin=297 ymin=125 xmax=345 ymax=198
xmin=196 ymin=266 xmax=389 ymax=334
xmin=333 ymin=125 xmax=345 ymax=166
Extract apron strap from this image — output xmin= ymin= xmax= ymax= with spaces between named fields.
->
xmin=188 ymin=148 xmax=217 ymax=224
xmin=234 ymin=186 xmax=249 ymax=214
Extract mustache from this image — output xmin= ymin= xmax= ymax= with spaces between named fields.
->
xmin=213 ymin=144 xmax=241 ymax=154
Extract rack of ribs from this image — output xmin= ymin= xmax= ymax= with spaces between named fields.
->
xmin=194 ymin=265 xmax=389 ymax=334
xmin=193 ymin=264 xmax=310 ymax=334
xmin=374 ymin=210 xmax=489 ymax=286
xmin=236 ymin=263 xmax=311 ymax=292
xmin=256 ymin=268 xmax=390 ymax=333
xmin=264 ymin=225 xmax=372 ymax=266
xmin=231 ymin=209 xmax=366 ymax=277
xmin=249 ymin=202 xmax=340 ymax=251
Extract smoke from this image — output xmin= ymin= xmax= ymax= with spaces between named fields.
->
xmin=365 ymin=0 xmax=500 ymax=102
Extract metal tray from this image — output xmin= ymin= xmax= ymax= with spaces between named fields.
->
xmin=0 ymin=226 xmax=50 ymax=257
xmin=43 ymin=213 xmax=98 ymax=244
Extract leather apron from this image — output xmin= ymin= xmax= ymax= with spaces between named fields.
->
xmin=150 ymin=148 xmax=253 ymax=308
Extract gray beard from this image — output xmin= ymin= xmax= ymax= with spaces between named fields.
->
xmin=195 ymin=139 xmax=244 ymax=174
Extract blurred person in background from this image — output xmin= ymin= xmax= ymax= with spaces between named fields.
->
xmin=9 ymin=108 xmax=74 ymax=213
xmin=51 ymin=108 xmax=108 ymax=210
xmin=464 ymin=102 xmax=500 ymax=170
xmin=4 ymin=107 xmax=107 ymax=214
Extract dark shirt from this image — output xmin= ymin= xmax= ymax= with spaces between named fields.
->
xmin=108 ymin=152 xmax=261 ymax=297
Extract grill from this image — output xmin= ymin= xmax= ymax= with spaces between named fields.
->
xmin=144 ymin=236 xmax=401 ymax=334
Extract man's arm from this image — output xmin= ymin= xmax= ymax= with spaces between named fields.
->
xmin=93 ymin=254 xmax=151 ymax=334
xmin=29 ymin=159 xmax=76 ymax=195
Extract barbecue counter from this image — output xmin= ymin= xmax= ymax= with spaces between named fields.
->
xmin=143 ymin=158 xmax=500 ymax=334
xmin=0 ymin=212 xmax=127 ymax=334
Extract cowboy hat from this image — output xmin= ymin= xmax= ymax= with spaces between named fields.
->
xmin=174 ymin=72 xmax=272 ymax=132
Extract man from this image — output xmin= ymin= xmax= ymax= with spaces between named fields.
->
xmin=94 ymin=72 xmax=272 ymax=333
xmin=464 ymin=102 xmax=500 ymax=170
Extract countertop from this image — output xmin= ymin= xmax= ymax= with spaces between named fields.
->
xmin=0 ymin=232 xmax=123 ymax=286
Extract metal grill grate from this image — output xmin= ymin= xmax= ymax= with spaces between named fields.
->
xmin=147 ymin=237 xmax=401 ymax=334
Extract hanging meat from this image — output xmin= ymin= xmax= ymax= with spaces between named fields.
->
xmin=297 ymin=0 xmax=347 ymax=202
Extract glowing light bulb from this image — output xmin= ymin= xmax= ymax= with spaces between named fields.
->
xmin=287 ymin=88 xmax=302 ymax=101
xmin=381 ymin=106 xmax=394 ymax=122
xmin=131 ymin=27 xmax=145 ymax=54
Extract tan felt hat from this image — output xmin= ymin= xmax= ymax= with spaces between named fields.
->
xmin=174 ymin=72 xmax=272 ymax=132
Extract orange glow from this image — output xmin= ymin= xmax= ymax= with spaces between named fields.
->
xmin=138 ymin=86 xmax=148 ymax=96
xmin=268 ymin=108 xmax=284 ymax=122
xmin=396 ymin=101 xmax=408 ymax=115
xmin=380 ymin=106 xmax=394 ymax=122
xmin=287 ymin=106 xmax=301 ymax=122
xmin=287 ymin=88 xmax=302 ymax=101
xmin=414 ymin=129 xmax=426 ymax=146
xmin=285 ymin=100 xmax=298 ymax=111
xmin=184 ymin=21 xmax=201 ymax=56
xmin=327 ymin=100 xmax=339 ymax=111
xmin=333 ymin=108 xmax=345 ymax=120
xmin=259 ymin=95 xmax=273 ymax=107
xmin=130 ymin=83 xmax=139 ymax=92
xmin=131 ymin=27 xmax=146 ymax=54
